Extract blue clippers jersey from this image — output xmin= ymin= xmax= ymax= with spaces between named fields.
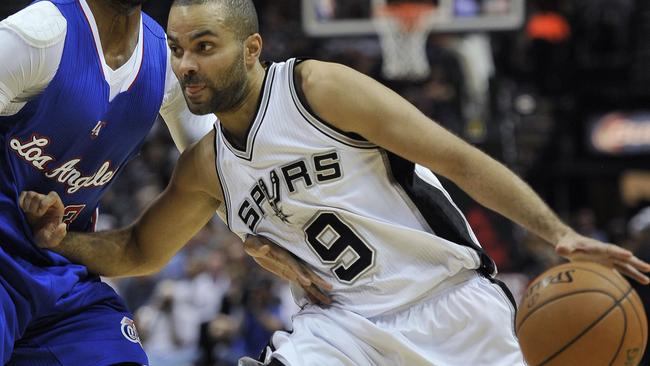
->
xmin=0 ymin=0 xmax=167 ymax=265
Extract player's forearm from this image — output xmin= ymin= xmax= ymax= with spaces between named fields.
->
xmin=56 ymin=227 xmax=156 ymax=277
xmin=450 ymin=151 xmax=572 ymax=246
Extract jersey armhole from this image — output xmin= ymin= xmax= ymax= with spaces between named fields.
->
xmin=288 ymin=58 xmax=376 ymax=150
xmin=212 ymin=125 xmax=232 ymax=229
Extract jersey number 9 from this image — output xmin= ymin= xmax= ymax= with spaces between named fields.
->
xmin=304 ymin=211 xmax=375 ymax=283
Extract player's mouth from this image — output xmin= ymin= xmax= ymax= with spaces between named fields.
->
xmin=185 ymin=84 xmax=206 ymax=98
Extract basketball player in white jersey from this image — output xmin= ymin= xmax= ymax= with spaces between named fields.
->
xmin=19 ymin=0 xmax=650 ymax=365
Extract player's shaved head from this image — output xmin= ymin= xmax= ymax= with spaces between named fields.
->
xmin=171 ymin=0 xmax=259 ymax=41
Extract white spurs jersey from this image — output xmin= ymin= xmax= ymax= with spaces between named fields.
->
xmin=215 ymin=59 xmax=496 ymax=317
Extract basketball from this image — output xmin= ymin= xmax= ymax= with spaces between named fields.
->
xmin=516 ymin=262 xmax=647 ymax=366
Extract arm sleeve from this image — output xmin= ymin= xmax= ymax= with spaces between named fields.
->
xmin=0 ymin=2 xmax=65 ymax=113
xmin=160 ymin=45 xmax=215 ymax=152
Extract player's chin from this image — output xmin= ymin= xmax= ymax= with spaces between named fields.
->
xmin=186 ymin=100 xmax=214 ymax=116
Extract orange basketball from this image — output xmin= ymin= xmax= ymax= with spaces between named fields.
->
xmin=516 ymin=262 xmax=647 ymax=366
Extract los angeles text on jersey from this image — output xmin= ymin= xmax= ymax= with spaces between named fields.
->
xmin=237 ymin=151 xmax=342 ymax=231
xmin=10 ymin=134 xmax=116 ymax=194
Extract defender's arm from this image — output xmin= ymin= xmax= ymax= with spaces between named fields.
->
xmin=22 ymin=131 xmax=222 ymax=277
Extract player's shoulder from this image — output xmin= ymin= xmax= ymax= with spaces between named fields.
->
xmin=294 ymin=59 xmax=356 ymax=106
xmin=294 ymin=59 xmax=353 ymax=90
xmin=294 ymin=59 xmax=333 ymax=82
xmin=0 ymin=1 xmax=67 ymax=48
xmin=142 ymin=12 xmax=166 ymax=40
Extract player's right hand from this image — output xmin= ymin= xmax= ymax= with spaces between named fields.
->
xmin=556 ymin=230 xmax=650 ymax=284
xmin=244 ymin=235 xmax=333 ymax=305
xmin=19 ymin=191 xmax=67 ymax=249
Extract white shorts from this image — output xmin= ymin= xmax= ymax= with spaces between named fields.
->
xmin=253 ymin=273 xmax=526 ymax=366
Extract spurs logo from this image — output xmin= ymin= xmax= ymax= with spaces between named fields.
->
xmin=237 ymin=152 xmax=343 ymax=232
xmin=258 ymin=170 xmax=291 ymax=223
xmin=10 ymin=134 xmax=116 ymax=194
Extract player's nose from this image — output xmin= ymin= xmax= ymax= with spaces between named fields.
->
xmin=177 ymin=52 xmax=199 ymax=75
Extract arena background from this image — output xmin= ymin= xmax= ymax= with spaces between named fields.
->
xmin=2 ymin=0 xmax=650 ymax=365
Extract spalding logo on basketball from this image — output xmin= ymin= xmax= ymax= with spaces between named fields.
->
xmin=516 ymin=262 xmax=647 ymax=366
xmin=120 ymin=316 xmax=141 ymax=344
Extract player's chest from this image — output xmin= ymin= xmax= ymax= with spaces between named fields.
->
xmin=219 ymin=147 xmax=352 ymax=232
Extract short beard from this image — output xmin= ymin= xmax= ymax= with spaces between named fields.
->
xmin=183 ymin=52 xmax=249 ymax=115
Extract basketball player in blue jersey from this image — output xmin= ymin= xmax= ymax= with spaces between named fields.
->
xmin=19 ymin=0 xmax=650 ymax=365
xmin=0 ymin=0 xmax=219 ymax=364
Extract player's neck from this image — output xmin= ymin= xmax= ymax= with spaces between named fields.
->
xmin=216 ymin=62 xmax=267 ymax=143
xmin=86 ymin=0 xmax=141 ymax=70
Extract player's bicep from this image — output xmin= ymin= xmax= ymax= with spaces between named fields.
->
xmin=133 ymin=182 xmax=217 ymax=265
xmin=301 ymin=61 xmax=474 ymax=179
xmin=131 ymin=133 xmax=221 ymax=270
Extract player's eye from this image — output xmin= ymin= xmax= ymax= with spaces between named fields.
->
xmin=198 ymin=42 xmax=214 ymax=53
xmin=169 ymin=44 xmax=183 ymax=57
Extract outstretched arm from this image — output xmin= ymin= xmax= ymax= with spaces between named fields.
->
xmin=21 ymin=132 xmax=222 ymax=277
xmin=295 ymin=60 xmax=650 ymax=283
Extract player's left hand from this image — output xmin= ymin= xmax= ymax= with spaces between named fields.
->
xmin=244 ymin=235 xmax=333 ymax=305
xmin=555 ymin=231 xmax=650 ymax=284
xmin=19 ymin=190 xmax=67 ymax=248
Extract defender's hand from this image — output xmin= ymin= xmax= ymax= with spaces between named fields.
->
xmin=244 ymin=235 xmax=333 ymax=305
xmin=19 ymin=191 xmax=67 ymax=249
xmin=556 ymin=231 xmax=650 ymax=284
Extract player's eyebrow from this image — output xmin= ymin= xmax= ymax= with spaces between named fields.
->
xmin=167 ymin=30 xmax=217 ymax=44
xmin=189 ymin=30 xmax=218 ymax=40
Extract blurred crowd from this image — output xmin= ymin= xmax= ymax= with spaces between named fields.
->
xmin=3 ymin=0 xmax=650 ymax=365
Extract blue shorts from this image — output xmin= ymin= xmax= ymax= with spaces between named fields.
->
xmin=0 ymin=245 xmax=148 ymax=366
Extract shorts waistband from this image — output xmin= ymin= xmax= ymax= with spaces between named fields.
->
xmin=370 ymin=269 xmax=479 ymax=319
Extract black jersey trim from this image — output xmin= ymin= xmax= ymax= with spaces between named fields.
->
xmin=220 ymin=63 xmax=276 ymax=161
xmin=287 ymin=58 xmax=377 ymax=150
xmin=380 ymin=150 xmax=435 ymax=234
xmin=383 ymin=151 xmax=497 ymax=277
xmin=213 ymin=125 xmax=232 ymax=229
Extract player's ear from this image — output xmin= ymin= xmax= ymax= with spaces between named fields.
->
xmin=244 ymin=33 xmax=262 ymax=66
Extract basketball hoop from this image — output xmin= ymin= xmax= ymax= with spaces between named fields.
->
xmin=373 ymin=3 xmax=437 ymax=81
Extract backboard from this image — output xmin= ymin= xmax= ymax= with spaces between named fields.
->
xmin=302 ymin=0 xmax=525 ymax=37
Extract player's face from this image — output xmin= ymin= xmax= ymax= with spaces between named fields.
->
xmin=167 ymin=5 xmax=249 ymax=115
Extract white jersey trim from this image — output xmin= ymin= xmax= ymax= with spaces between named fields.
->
xmin=78 ymin=0 xmax=143 ymax=95
xmin=214 ymin=125 xmax=233 ymax=229
xmin=220 ymin=64 xmax=277 ymax=161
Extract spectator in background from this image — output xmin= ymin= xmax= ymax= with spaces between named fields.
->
xmin=137 ymin=280 xmax=199 ymax=366
xmin=574 ymin=208 xmax=609 ymax=242
xmin=237 ymin=279 xmax=284 ymax=358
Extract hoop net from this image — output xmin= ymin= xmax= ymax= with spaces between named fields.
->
xmin=373 ymin=3 xmax=436 ymax=81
